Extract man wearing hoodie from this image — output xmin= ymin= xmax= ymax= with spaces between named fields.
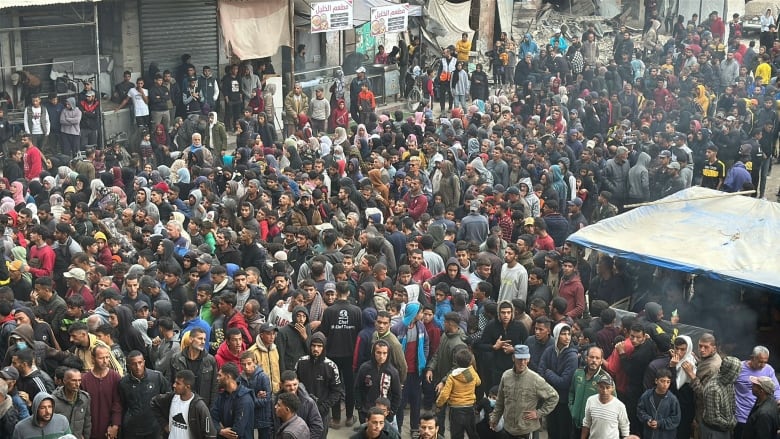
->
xmin=425 ymin=258 xmax=473 ymax=298
xmin=11 ymin=392 xmax=71 ymax=439
xmin=295 ymin=332 xmax=344 ymax=437
xmin=204 ymin=112 xmax=227 ymax=159
xmin=275 ymin=370 xmax=324 ymax=439
xmin=320 ymin=280 xmax=362 ymax=428
xmin=628 ymin=151 xmax=652 ymax=205
xmin=477 ymin=301 xmax=528 ymax=391
xmin=277 ymin=307 xmax=311 ymax=372
xmin=391 ymin=302 xmax=429 ymax=435
xmin=537 ymin=323 xmax=578 ymax=439
xmin=355 ymin=340 xmax=402 ymax=425
xmin=60 ymin=97 xmax=82 ymax=158
xmin=700 ymin=356 xmax=741 ymax=438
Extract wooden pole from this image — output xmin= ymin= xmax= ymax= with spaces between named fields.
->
xmin=623 ymin=190 xmax=756 ymax=209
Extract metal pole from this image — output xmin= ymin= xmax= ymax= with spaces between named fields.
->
xmin=289 ymin=0 xmax=296 ymax=90
xmin=0 ymin=22 xmax=95 ymax=33
xmin=623 ymin=190 xmax=756 ymax=208
xmin=94 ymin=2 xmax=104 ymax=147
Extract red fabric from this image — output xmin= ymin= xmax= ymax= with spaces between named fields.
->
xmin=28 ymin=243 xmax=55 ymax=278
xmin=604 ymin=338 xmax=634 ymax=395
xmin=558 ymin=274 xmax=585 ymax=319
xmin=226 ymin=311 xmax=253 ymax=346
xmin=535 ymin=234 xmax=555 ymax=251
xmin=403 ymin=191 xmax=428 ymax=220
xmin=215 ymin=341 xmax=246 ymax=371
xmin=67 ymin=285 xmax=96 ymax=312
xmin=23 ymin=144 xmax=42 ymax=181
xmin=424 ymin=321 xmax=441 ymax=355
xmin=411 ymin=265 xmax=433 ymax=285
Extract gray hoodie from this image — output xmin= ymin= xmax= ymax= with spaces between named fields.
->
xmin=11 ymin=392 xmax=72 ymax=439
xmin=60 ymin=97 xmax=82 ymax=136
xmin=628 ymin=152 xmax=651 ymax=201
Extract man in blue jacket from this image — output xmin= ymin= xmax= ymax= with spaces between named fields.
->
xmin=538 ymin=323 xmax=578 ymax=439
xmin=212 ymin=363 xmax=255 ymax=439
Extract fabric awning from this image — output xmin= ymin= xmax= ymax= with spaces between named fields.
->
xmin=219 ymin=0 xmax=293 ymax=60
xmin=567 ymin=187 xmax=780 ymax=292
xmin=0 ymin=0 xmax=100 ymax=9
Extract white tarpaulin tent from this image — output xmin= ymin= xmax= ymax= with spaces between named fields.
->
xmin=567 ymin=187 xmax=780 ymax=292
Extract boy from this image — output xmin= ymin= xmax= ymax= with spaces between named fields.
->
xmin=56 ymin=295 xmax=87 ymax=349
xmin=637 ymin=368 xmax=681 ymax=438
xmin=239 ymin=350 xmax=273 ymax=439
xmin=436 ymin=348 xmax=481 ymax=439
xmin=475 ymin=386 xmax=499 ymax=439
xmin=357 ymin=82 xmax=376 ymax=125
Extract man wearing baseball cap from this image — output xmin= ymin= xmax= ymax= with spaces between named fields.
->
xmin=582 ymin=374 xmax=630 ymax=438
xmin=490 ymin=344 xmax=558 ymax=438
xmin=247 ymin=322 xmax=281 ymax=392
xmin=743 ymin=375 xmax=780 ymax=438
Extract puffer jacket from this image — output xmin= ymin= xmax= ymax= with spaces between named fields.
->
xmin=169 ymin=349 xmax=218 ymax=408
xmin=436 ymin=364 xmax=481 ymax=407
xmin=52 ymin=386 xmax=91 ymax=439
xmin=247 ymin=339 xmax=281 ymax=393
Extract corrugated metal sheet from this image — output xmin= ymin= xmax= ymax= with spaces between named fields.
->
xmin=139 ymin=0 xmax=219 ymax=74
xmin=0 ymin=0 xmax=100 ymax=10
xmin=20 ymin=4 xmax=96 ymax=93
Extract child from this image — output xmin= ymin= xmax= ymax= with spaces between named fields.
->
xmin=374 ymin=396 xmax=399 ymax=434
xmin=357 ymin=83 xmax=376 ymax=125
xmin=139 ymin=130 xmax=154 ymax=166
xmin=433 ymin=283 xmax=452 ymax=330
xmin=637 ymin=368 xmax=681 ymax=438
xmin=239 ymin=351 xmax=273 ymax=439
xmin=476 ymin=386 xmax=500 ymax=439
xmin=436 ymin=348 xmax=481 ymax=439
xmin=423 ymin=68 xmax=435 ymax=107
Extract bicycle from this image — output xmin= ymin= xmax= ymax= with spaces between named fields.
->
xmin=406 ymin=66 xmax=424 ymax=112
xmin=55 ymin=73 xmax=96 ymax=97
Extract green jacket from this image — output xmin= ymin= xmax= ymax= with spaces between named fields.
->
xmin=204 ymin=119 xmax=228 ymax=159
xmin=568 ymin=366 xmax=613 ymax=428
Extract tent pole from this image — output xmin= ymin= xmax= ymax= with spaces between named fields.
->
xmin=623 ymin=190 xmax=756 ymax=209
xmin=94 ymin=2 xmax=104 ymax=148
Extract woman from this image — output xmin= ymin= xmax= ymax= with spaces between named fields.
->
xmin=470 ymin=63 xmax=489 ymax=102
xmin=330 ymin=99 xmax=350 ymax=133
xmin=15 ymin=307 xmax=59 ymax=349
xmin=9 ymin=181 xmax=25 ymax=211
xmin=450 ymin=62 xmax=470 ymax=110
xmin=374 ymin=45 xmax=389 ymax=64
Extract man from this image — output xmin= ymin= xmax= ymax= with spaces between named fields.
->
xmin=276 ymin=370 xmax=324 ymax=439
xmin=318 ymin=281 xmax=363 ymax=428
xmin=247 ymin=323 xmax=282 ymax=393
xmin=12 ymin=349 xmax=55 ymax=409
xmin=221 ymin=64 xmax=242 ymax=129
xmin=700 ymin=144 xmax=726 ymax=190
xmin=11 ymin=392 xmax=72 ymax=439
xmin=734 ymin=346 xmax=780 ymax=438
xmin=118 ymin=351 xmax=168 ymax=439
xmin=477 ymin=301 xmax=529 ymax=391
xmin=81 ymin=345 xmax=121 ymax=439
xmin=68 ymin=322 xmax=123 ymax=377
xmin=742 ymin=376 xmax=780 ymax=439
xmin=275 ymin=392 xmax=310 ymax=439
xmin=498 ymin=243 xmax=528 ymax=302
xmin=78 ymin=90 xmax=100 ymax=148
xmin=490 ymin=344 xmax=559 ymax=437
xmin=0 ymin=379 xmax=18 ymax=438
xmin=591 ymin=190 xmax=619 ymax=224
xmin=149 ymin=74 xmax=172 ymax=129
xmin=538 ymin=323 xmax=578 ymax=439
xmin=117 ymin=78 xmax=150 ymax=128
xmin=559 ymin=255 xmax=585 ymax=319
xmin=419 ymin=413 xmax=443 ymax=439
xmin=679 ymin=332 xmax=722 ymax=433
xmin=283 ymin=82 xmax=309 ymax=137
xmin=52 ymin=368 xmax=91 ymax=439
xmin=277 ymin=307 xmax=311 ymax=372
xmin=295 ymin=332 xmax=344 ymax=436
xmin=151 ymin=369 xmax=216 ymax=439
xmin=424 ymin=312 xmax=467 ymax=432
xmin=214 ymin=293 xmax=252 ymax=346
xmin=569 ymin=346 xmax=612 ymax=437
xmin=169 ymin=326 xmax=218 ymax=409
xmin=457 ymin=201 xmax=489 ymax=244
xmin=615 ymin=323 xmax=656 ymax=434
xmin=63 ymin=267 xmax=95 ymax=312
xmin=23 ymin=95 xmax=50 ymax=148
xmin=27 ymin=226 xmax=56 ymax=281
xmin=700 ymin=356 xmax=741 ymax=438
xmin=370 ymin=312 xmax=407 ymax=385
xmin=351 ymin=406 xmax=401 ymax=439
xmin=355 ymin=340 xmax=401 ymax=425
xmin=526 ymin=316 xmax=554 ymax=373
xmin=211 ymin=363 xmax=255 ymax=439
xmin=30 ymin=276 xmax=66 ymax=330
xmin=581 ymin=374 xmax=630 ymax=438
xmin=198 ymin=66 xmax=220 ymax=114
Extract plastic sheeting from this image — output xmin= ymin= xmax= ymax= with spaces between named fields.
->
xmin=219 ymin=0 xmax=292 ymax=60
xmin=427 ymin=0 xmax=475 ymax=49
xmin=567 ymin=187 xmax=780 ymax=291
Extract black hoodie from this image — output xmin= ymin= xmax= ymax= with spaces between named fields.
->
xmin=277 ymin=306 xmax=312 ymax=371
xmin=115 ymin=305 xmax=149 ymax=361
xmin=294 ymin=332 xmax=344 ymax=416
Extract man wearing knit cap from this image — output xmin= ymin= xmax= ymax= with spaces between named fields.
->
xmin=390 ymin=302 xmax=428 ymax=435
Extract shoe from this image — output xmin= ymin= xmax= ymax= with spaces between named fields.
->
xmin=345 ymin=417 xmax=356 ymax=427
xmin=329 ymin=419 xmax=341 ymax=430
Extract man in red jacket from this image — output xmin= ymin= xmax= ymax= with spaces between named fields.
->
xmin=20 ymin=133 xmax=42 ymax=182
xmin=26 ymin=226 xmax=55 ymax=279
xmin=214 ymin=292 xmax=253 ymax=346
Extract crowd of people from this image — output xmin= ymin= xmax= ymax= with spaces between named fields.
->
xmin=0 ymin=7 xmax=778 ymax=439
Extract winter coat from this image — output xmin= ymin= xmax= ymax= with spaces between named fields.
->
xmin=273 ymin=385 xmax=324 ymax=439
xmin=151 ymin=391 xmax=217 ymax=439
xmin=438 ymin=160 xmax=461 ymax=210
xmin=52 ymin=386 xmax=91 ymax=439
xmin=169 ymin=349 xmax=219 ymax=408
xmin=118 ymin=369 xmax=169 ymax=436
xmin=247 ymin=340 xmax=282 ymax=392
xmin=538 ymin=323 xmax=579 ymax=399
xmin=60 ymin=98 xmax=82 ymax=136
xmin=637 ymin=389 xmax=681 ymax=439
xmin=490 ymin=367 xmax=559 ymax=436
xmin=628 ymin=152 xmax=651 ymax=201
xmin=558 ymin=274 xmax=585 ymax=319
xmin=321 ymin=298 xmax=363 ymax=359
xmin=284 ymin=92 xmax=309 ymax=124
xmin=436 ymin=365 xmax=481 ymax=407
xmin=238 ymin=364 xmax=273 ymax=428
xmin=211 ymin=384 xmax=255 ymax=439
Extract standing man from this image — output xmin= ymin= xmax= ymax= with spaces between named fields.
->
xmin=437 ymin=48 xmax=457 ymax=113
xmin=349 ymin=67 xmax=372 ymax=122
xmin=169 ymin=326 xmax=218 ymax=409
xmin=23 ymin=95 xmax=50 ymax=149
xmin=735 ymin=346 xmax=780 ymax=438
xmin=276 ymin=371 xmax=324 ymax=439
xmin=118 ymin=351 xmax=169 ymax=439
xmin=477 ymin=301 xmax=529 ymax=392
xmin=80 ymin=345 xmax=122 ymax=439
xmin=20 ymin=133 xmax=43 ymax=183
xmin=60 ymin=97 xmax=82 ymax=158
xmin=117 ymin=78 xmax=150 ymax=129
xmin=355 ymin=340 xmax=402 ymax=425
xmin=742 ymin=376 xmax=780 ymax=439
xmin=78 ymin=90 xmax=100 ymax=148
xmin=489 ymin=344 xmax=559 ymax=438
xmin=538 ymin=323 xmax=578 ymax=439
xmin=581 ymin=375 xmax=630 ymax=438
xmin=498 ymin=243 xmax=528 ymax=303
xmin=149 ymin=74 xmax=172 ymax=130
xmin=11 ymin=392 xmax=72 ymax=439
xmin=198 ymin=66 xmax=220 ymax=115
xmin=700 ymin=356 xmax=741 ymax=438
xmin=221 ymin=64 xmax=242 ymax=131
xmin=310 ymin=86 xmax=330 ymax=134
xmin=151 ymin=369 xmax=217 ymax=439
xmin=283 ymin=82 xmax=309 ymax=138
xmin=295 ymin=332 xmax=344 ymax=438
xmin=52 ymin=368 xmax=91 ymax=439
xmin=275 ymin=392 xmax=311 ymax=439
xmin=569 ymin=346 xmax=611 ymax=438
xmin=320 ymin=280 xmax=362 ymax=428
xmin=211 ymin=363 xmax=255 ymax=439
xmin=700 ymin=145 xmax=726 ymax=190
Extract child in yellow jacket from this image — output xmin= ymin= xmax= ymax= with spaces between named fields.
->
xmin=436 ymin=348 xmax=481 ymax=438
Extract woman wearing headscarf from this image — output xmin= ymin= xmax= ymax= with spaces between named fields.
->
xmin=329 ymin=98 xmax=350 ymax=133
xmin=470 ymin=63 xmax=490 ymax=102
xmin=14 ymin=307 xmax=59 ymax=350
xmin=114 ymin=305 xmax=149 ymax=361
xmin=29 ymin=180 xmax=48 ymax=208
xmin=368 ymin=169 xmax=390 ymax=209
xmin=285 ymin=141 xmax=303 ymax=169
xmin=10 ymin=181 xmax=25 ymax=211
xmin=332 ymin=126 xmax=350 ymax=149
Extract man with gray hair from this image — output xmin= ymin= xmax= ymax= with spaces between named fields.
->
xmin=734 ymin=345 xmax=780 ymax=439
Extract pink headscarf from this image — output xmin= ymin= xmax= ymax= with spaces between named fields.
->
xmin=10 ymin=182 xmax=25 ymax=205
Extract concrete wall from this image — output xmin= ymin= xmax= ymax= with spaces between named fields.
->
xmin=115 ymin=0 xmax=142 ymax=82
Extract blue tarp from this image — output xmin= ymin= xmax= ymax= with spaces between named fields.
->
xmin=567 ymin=187 xmax=780 ymax=292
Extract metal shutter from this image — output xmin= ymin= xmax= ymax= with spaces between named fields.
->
xmin=139 ymin=0 xmax=219 ymax=74
xmin=20 ymin=4 xmax=96 ymax=93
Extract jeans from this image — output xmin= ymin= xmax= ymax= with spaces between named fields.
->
xmin=439 ymin=84 xmax=453 ymax=112
xmin=224 ymin=100 xmax=242 ymax=130
xmin=450 ymin=406 xmax=479 ymax=439
xmin=81 ymin=128 xmax=98 ymax=147
xmin=453 ymin=94 xmax=467 ymax=109
xmin=331 ymin=356 xmax=355 ymax=421
xmin=61 ymin=133 xmax=80 ymax=157
xmin=397 ymin=372 xmax=422 ymax=430
xmin=151 ymin=110 xmax=170 ymax=130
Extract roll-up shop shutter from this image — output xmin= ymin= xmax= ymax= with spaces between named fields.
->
xmin=20 ymin=4 xmax=96 ymax=93
xmin=139 ymin=0 xmax=219 ymax=74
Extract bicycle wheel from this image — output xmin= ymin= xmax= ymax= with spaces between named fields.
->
xmin=408 ymin=88 xmax=422 ymax=112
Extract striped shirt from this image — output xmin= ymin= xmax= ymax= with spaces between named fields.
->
xmin=583 ymin=394 xmax=630 ymax=438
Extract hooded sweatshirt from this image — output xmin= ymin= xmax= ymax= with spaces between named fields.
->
xmin=277 ymin=306 xmax=312 ymax=371
xmin=60 ymin=98 xmax=81 ymax=136
xmin=436 ymin=364 xmax=481 ymax=408
xmin=295 ymin=332 xmax=344 ymax=416
xmin=537 ymin=323 xmax=579 ymax=397
xmin=391 ymin=302 xmax=429 ymax=375
xmin=702 ymin=356 xmax=741 ymax=431
xmin=628 ymin=151 xmax=651 ymax=201
xmin=11 ymin=392 xmax=71 ymax=439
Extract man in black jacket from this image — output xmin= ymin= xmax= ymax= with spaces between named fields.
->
xmin=476 ymin=300 xmax=529 ymax=392
xmin=149 ymin=74 xmax=172 ymax=129
xmin=119 ymin=351 xmax=169 ymax=439
xmin=296 ymin=332 xmax=344 ymax=437
xmin=151 ymin=369 xmax=217 ymax=439
xmin=319 ymin=281 xmax=362 ymax=428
